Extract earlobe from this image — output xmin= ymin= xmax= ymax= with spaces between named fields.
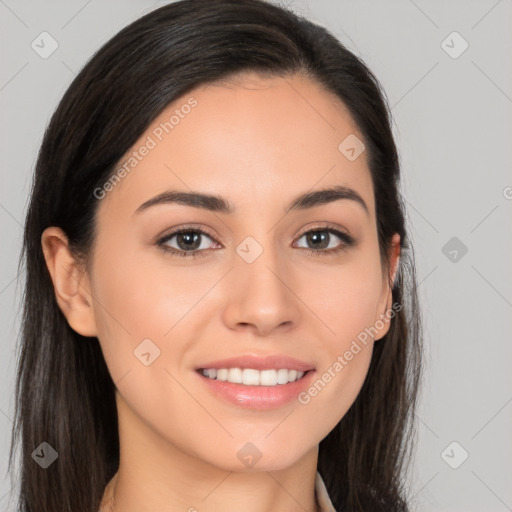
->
xmin=41 ymin=227 xmax=98 ymax=337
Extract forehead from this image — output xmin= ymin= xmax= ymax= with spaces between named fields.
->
xmin=97 ymin=72 xmax=374 ymax=221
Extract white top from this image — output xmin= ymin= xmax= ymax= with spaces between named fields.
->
xmin=315 ymin=471 xmax=336 ymax=512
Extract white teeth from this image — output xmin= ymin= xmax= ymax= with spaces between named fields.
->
xmin=276 ymin=368 xmax=289 ymax=384
xmin=216 ymin=369 xmax=228 ymax=381
xmin=242 ymin=368 xmax=260 ymax=385
xmin=260 ymin=369 xmax=277 ymax=386
xmin=201 ymin=368 xmax=306 ymax=386
xmin=228 ymin=368 xmax=243 ymax=383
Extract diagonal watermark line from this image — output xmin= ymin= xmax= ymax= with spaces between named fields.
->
xmin=391 ymin=62 xmax=439 ymax=110
xmin=405 ymin=199 xmax=439 ymax=233
xmin=200 ymin=470 xmax=234 ymax=502
xmin=80 ymin=285 xmax=132 ymax=336
xmin=418 ymin=266 xmax=438 ymax=286
xmin=0 ymin=274 xmax=18 ymax=296
xmin=266 ymin=163 xmax=337 ymax=234
xmin=471 ymin=265 xmax=512 ymax=308
xmin=164 ymin=163 xmax=233 ymax=234
xmin=415 ymin=413 xmax=439 ymax=438
xmin=412 ymin=472 xmax=439 ymax=500
xmin=61 ymin=60 xmax=77 ymax=76
xmin=0 ymin=202 xmax=23 ymax=227
xmin=282 ymin=76 xmax=336 ymax=131
xmin=0 ymin=0 xmax=29 ymax=28
xmin=472 ymin=0 xmax=504 ymax=29
xmin=0 ymin=406 xmax=13 ymax=424
xmin=0 ymin=482 xmax=17 ymax=508
xmin=471 ymin=471 xmax=512 ymax=511
xmin=266 ymin=472 xmax=310 ymax=512
xmin=57 ymin=262 xmax=132 ymax=336
xmin=114 ymin=368 xmax=132 ymax=386
xmin=335 ymin=24 xmax=360 ymax=54
xmin=472 ymin=60 xmax=512 ymax=103
xmin=84 ymin=292 xmax=132 ymax=336
xmin=407 ymin=0 xmax=439 ymax=29
xmin=99 ymin=493 xmax=114 ymax=512
xmin=471 ymin=396 xmax=512 ymax=439
xmin=61 ymin=0 xmax=92 ymax=29
xmin=265 ymin=409 xmax=295 ymax=438
xmin=470 ymin=205 xmax=499 ymax=233
xmin=163 ymin=367 xmax=234 ymax=437
xmin=265 ymin=266 xmax=336 ymax=335
xmin=162 ymin=267 xmax=234 ymax=337
xmin=0 ymin=62 xmax=29 ymax=92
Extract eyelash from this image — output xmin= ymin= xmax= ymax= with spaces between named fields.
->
xmin=156 ymin=224 xmax=355 ymax=259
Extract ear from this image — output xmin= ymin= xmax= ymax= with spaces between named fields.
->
xmin=373 ymin=233 xmax=401 ymax=341
xmin=41 ymin=226 xmax=98 ymax=337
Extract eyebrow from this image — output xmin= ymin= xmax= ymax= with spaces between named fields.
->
xmin=134 ymin=184 xmax=369 ymax=216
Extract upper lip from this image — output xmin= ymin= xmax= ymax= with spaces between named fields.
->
xmin=196 ymin=354 xmax=315 ymax=372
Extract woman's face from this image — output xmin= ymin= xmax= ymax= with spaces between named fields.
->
xmin=75 ymin=72 xmax=399 ymax=473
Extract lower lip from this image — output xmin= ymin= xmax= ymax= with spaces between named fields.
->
xmin=195 ymin=370 xmax=316 ymax=410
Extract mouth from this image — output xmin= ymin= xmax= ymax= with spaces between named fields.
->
xmin=196 ymin=367 xmax=311 ymax=386
xmin=194 ymin=367 xmax=316 ymax=410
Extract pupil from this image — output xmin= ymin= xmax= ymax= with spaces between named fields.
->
xmin=308 ymin=231 xmax=328 ymax=249
xmin=178 ymin=232 xmax=200 ymax=250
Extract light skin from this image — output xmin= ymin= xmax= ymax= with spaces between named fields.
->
xmin=42 ymin=71 xmax=400 ymax=512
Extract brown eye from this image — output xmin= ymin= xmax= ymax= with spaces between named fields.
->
xmin=157 ymin=228 xmax=219 ymax=258
xmin=294 ymin=227 xmax=355 ymax=256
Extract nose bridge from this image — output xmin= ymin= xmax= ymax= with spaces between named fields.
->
xmin=236 ymin=232 xmax=289 ymax=300
xmin=223 ymin=232 xmax=299 ymax=333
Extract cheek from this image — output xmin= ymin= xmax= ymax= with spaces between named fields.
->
xmin=89 ymin=238 xmax=221 ymax=391
xmin=91 ymin=228 xmax=198 ymax=333
xmin=293 ymin=253 xmax=382 ymax=422
xmin=299 ymin=250 xmax=384 ymax=346
xmin=89 ymin=251 xmax=206 ymax=449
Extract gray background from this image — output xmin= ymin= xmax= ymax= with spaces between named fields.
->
xmin=1 ymin=0 xmax=511 ymax=510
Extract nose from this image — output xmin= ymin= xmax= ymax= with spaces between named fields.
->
xmin=222 ymin=242 xmax=300 ymax=337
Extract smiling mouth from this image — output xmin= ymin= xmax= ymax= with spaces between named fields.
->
xmin=196 ymin=367 xmax=310 ymax=386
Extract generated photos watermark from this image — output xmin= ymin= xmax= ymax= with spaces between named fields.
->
xmin=93 ymin=97 xmax=198 ymax=200
xmin=298 ymin=301 xmax=403 ymax=405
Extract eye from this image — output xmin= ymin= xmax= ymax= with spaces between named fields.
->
xmin=156 ymin=223 xmax=355 ymax=259
xmin=156 ymin=226 xmax=220 ymax=258
xmin=293 ymin=225 xmax=355 ymax=256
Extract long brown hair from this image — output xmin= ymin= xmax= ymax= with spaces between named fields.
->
xmin=9 ymin=1 xmax=423 ymax=510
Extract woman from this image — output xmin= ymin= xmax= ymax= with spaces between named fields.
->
xmin=9 ymin=0 xmax=423 ymax=511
